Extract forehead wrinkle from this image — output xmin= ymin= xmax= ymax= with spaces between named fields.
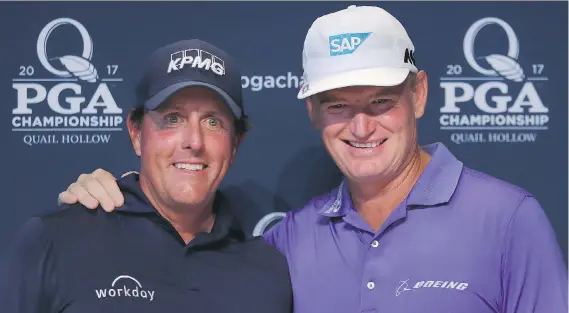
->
xmin=158 ymin=94 xmax=228 ymax=115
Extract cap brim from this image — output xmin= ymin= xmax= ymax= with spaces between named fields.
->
xmin=297 ymin=67 xmax=411 ymax=99
xmin=145 ymin=81 xmax=242 ymax=119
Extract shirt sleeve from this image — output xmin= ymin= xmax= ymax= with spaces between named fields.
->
xmin=501 ymin=195 xmax=568 ymax=313
xmin=0 ymin=217 xmax=57 ymax=313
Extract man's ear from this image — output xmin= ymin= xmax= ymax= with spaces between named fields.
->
xmin=229 ymin=133 xmax=245 ymax=165
xmin=233 ymin=133 xmax=244 ymax=154
xmin=413 ymin=71 xmax=429 ymax=119
xmin=306 ymin=96 xmax=319 ymax=128
xmin=127 ymin=112 xmax=142 ymax=157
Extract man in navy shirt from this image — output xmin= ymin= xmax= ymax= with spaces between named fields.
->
xmin=0 ymin=39 xmax=292 ymax=313
xmin=55 ymin=5 xmax=568 ymax=313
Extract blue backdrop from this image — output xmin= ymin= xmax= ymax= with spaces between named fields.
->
xmin=0 ymin=1 xmax=567 ymax=262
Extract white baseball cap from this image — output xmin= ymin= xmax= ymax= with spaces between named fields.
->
xmin=298 ymin=5 xmax=418 ymax=99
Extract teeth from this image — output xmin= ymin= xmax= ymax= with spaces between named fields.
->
xmin=175 ymin=163 xmax=205 ymax=171
xmin=349 ymin=139 xmax=386 ymax=148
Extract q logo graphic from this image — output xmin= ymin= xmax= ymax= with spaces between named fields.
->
xmin=463 ymin=17 xmax=523 ymax=82
xmin=37 ymin=18 xmax=99 ymax=82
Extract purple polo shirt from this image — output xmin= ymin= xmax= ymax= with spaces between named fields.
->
xmin=264 ymin=142 xmax=567 ymax=313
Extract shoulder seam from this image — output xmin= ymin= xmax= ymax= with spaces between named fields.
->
xmin=500 ymin=194 xmax=532 ymax=280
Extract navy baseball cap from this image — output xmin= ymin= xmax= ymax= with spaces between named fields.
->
xmin=135 ymin=39 xmax=244 ymax=119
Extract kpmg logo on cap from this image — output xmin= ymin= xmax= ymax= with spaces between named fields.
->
xmin=167 ymin=48 xmax=225 ymax=76
xmin=329 ymin=32 xmax=371 ymax=56
xmin=439 ymin=17 xmax=549 ymax=145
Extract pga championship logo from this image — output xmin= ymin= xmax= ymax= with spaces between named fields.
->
xmin=11 ymin=17 xmax=124 ymax=147
xmin=439 ymin=17 xmax=549 ymax=145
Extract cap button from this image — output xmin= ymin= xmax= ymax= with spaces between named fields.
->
xmin=348 ymin=5 xmax=357 ymax=9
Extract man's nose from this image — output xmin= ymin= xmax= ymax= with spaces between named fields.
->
xmin=181 ymin=122 xmax=205 ymax=152
xmin=349 ymin=112 xmax=376 ymax=139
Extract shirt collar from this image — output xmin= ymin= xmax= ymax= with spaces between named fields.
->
xmin=317 ymin=142 xmax=463 ymax=217
xmin=115 ymin=174 xmax=246 ymax=242
xmin=317 ymin=180 xmax=351 ymax=217
xmin=406 ymin=142 xmax=463 ymax=206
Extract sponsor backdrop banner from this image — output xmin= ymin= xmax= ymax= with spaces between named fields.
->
xmin=0 ymin=1 xmax=567 ymax=262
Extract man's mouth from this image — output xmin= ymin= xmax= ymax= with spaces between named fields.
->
xmin=173 ymin=163 xmax=208 ymax=171
xmin=343 ymin=138 xmax=387 ymax=148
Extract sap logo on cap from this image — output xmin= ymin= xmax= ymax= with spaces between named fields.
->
xmin=329 ymin=32 xmax=372 ymax=56
xmin=167 ymin=48 xmax=225 ymax=76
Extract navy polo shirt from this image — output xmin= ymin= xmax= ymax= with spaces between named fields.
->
xmin=0 ymin=174 xmax=292 ymax=313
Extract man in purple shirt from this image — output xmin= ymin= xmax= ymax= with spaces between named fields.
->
xmin=56 ymin=5 xmax=567 ymax=313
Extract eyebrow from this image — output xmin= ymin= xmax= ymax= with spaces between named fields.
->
xmin=202 ymin=109 xmax=226 ymax=117
xmin=318 ymin=88 xmax=400 ymax=104
xmin=317 ymin=95 xmax=345 ymax=104
xmin=373 ymin=86 xmax=404 ymax=97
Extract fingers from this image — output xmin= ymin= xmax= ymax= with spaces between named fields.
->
xmin=58 ymin=190 xmax=78 ymax=205
xmin=76 ymin=170 xmax=117 ymax=212
xmin=58 ymin=168 xmax=128 ymax=212
xmin=66 ymin=181 xmax=100 ymax=210
xmin=92 ymin=169 xmax=125 ymax=209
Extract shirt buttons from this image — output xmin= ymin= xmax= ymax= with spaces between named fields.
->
xmin=371 ymin=240 xmax=379 ymax=248
xmin=367 ymin=281 xmax=375 ymax=290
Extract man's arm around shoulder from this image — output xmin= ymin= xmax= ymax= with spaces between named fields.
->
xmin=501 ymin=195 xmax=568 ymax=313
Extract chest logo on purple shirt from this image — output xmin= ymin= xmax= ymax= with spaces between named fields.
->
xmin=396 ymin=279 xmax=415 ymax=296
xmin=396 ymin=279 xmax=469 ymax=296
